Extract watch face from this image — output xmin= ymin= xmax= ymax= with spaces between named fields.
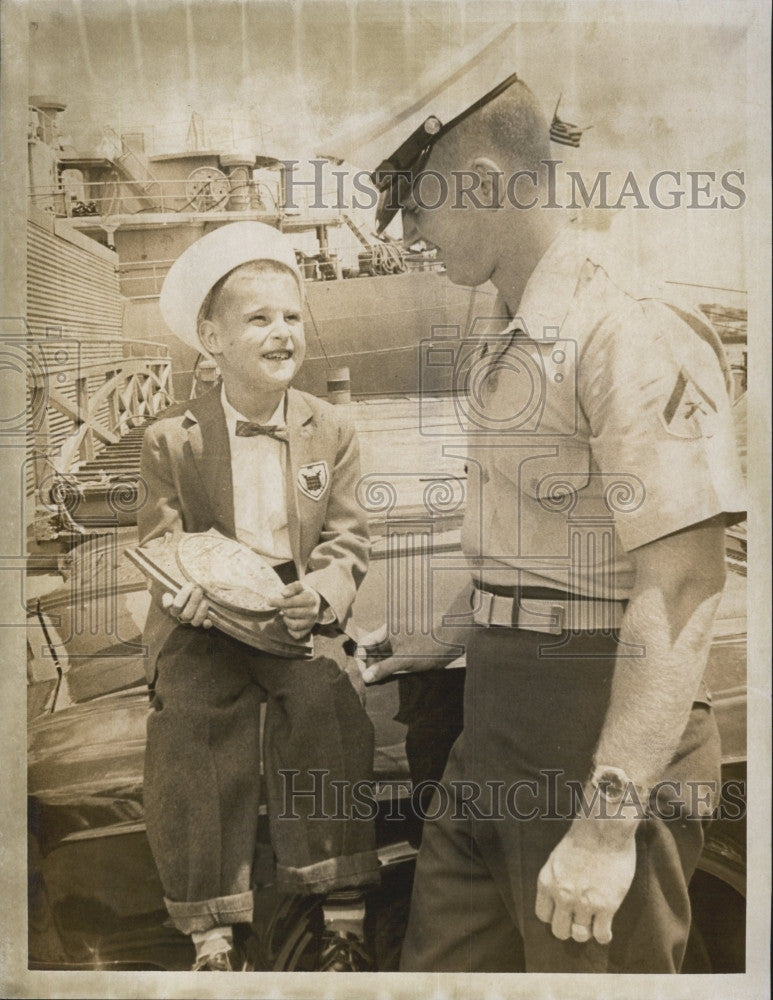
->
xmin=176 ymin=533 xmax=284 ymax=615
xmin=596 ymin=768 xmax=627 ymax=801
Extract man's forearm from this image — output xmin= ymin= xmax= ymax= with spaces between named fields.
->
xmin=535 ymin=524 xmax=727 ymax=943
xmin=592 ymin=580 xmax=722 ymax=794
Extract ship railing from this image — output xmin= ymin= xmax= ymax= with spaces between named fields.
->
xmin=279 ymin=181 xmax=349 ymax=219
xmin=118 ymin=253 xmax=346 ymax=299
xmin=28 ymin=177 xmax=277 ymax=219
xmin=116 ymin=239 xmax=440 ymax=300
xmin=29 ymin=174 xmax=344 ymax=222
xmin=402 ymin=255 xmax=446 ymax=273
xmin=118 ymin=260 xmax=179 ymax=299
xmin=118 ymin=254 xmax=338 ymax=299
xmin=27 ymin=335 xmax=174 ymax=500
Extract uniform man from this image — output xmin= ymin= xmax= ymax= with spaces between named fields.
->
xmin=361 ymin=74 xmax=746 ymax=972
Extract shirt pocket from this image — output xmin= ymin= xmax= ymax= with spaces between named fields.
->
xmin=501 ymin=440 xmax=593 ymax=511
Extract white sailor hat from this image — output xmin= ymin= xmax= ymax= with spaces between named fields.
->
xmin=159 ymin=221 xmax=303 ymax=350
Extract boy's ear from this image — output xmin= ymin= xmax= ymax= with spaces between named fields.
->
xmin=198 ymin=319 xmax=220 ymax=355
xmin=469 ymin=157 xmax=505 ymax=208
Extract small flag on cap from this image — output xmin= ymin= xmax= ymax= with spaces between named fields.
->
xmin=549 ymin=96 xmax=587 ymax=148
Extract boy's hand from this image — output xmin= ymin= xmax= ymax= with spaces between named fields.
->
xmin=271 ymin=582 xmax=321 ymax=639
xmin=162 ymin=581 xmax=213 ymax=629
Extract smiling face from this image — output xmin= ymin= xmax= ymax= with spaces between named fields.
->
xmin=199 ymin=262 xmax=306 ymax=396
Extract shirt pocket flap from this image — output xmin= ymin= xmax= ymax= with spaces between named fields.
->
xmin=515 ymin=442 xmax=592 ymax=506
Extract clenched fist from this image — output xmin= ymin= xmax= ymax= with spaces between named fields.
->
xmin=535 ymin=817 xmax=637 ymax=945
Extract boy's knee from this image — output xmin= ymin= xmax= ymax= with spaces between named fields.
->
xmin=279 ymin=655 xmax=366 ymax=722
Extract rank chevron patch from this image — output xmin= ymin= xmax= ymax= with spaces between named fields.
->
xmin=661 ymin=368 xmax=718 ymax=439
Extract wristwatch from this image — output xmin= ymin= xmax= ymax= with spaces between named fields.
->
xmin=590 ymin=765 xmax=649 ymax=808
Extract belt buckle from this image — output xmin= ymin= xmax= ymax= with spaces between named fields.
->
xmin=512 ymin=598 xmax=565 ymax=635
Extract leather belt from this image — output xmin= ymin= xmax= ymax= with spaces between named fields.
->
xmin=472 ymin=586 xmax=626 ymax=634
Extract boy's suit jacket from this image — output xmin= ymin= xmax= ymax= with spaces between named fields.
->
xmin=138 ymin=385 xmax=370 ymax=682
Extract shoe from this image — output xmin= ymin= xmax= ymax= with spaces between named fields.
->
xmin=318 ymin=927 xmax=374 ymax=972
xmin=192 ymin=943 xmax=249 ymax=971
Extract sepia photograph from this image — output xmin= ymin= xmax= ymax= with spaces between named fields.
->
xmin=1 ymin=1 xmax=770 ymax=997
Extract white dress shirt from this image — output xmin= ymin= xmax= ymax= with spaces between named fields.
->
xmin=221 ymin=384 xmax=293 ymax=565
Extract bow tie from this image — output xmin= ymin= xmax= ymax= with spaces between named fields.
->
xmin=235 ymin=420 xmax=289 ymax=442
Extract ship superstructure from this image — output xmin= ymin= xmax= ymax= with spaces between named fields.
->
xmin=25 ymin=96 xmax=490 ymax=544
xmin=26 ymin=97 xmax=175 ymax=546
xmin=30 ymin=99 xmax=490 ymax=401
xmin=25 ymin=98 xmax=746 ymax=554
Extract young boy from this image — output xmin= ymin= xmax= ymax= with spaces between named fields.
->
xmin=139 ymin=221 xmax=378 ymax=971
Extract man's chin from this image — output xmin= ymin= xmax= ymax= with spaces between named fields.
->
xmin=444 ymin=265 xmax=479 ymax=288
xmin=443 ymin=259 xmax=492 ymax=289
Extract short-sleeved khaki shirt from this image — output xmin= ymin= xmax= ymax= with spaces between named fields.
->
xmin=461 ymin=223 xmax=746 ymax=600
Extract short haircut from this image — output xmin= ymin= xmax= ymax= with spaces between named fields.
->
xmin=436 ymin=78 xmax=550 ymax=175
xmin=197 ymin=258 xmax=303 ymax=328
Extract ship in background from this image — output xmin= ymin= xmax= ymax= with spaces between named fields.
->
xmin=25 ymin=94 xmax=496 ymax=547
xmin=29 ymin=96 xmax=492 ymax=402
xmin=25 ymin=95 xmax=746 ymax=557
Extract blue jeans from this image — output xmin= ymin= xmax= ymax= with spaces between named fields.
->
xmin=143 ymin=625 xmax=379 ymax=935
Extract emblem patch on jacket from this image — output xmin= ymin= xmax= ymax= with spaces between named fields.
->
xmin=298 ymin=461 xmax=329 ymax=500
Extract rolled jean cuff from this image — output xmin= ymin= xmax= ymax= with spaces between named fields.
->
xmin=277 ymin=850 xmax=381 ymax=894
xmin=164 ymin=890 xmax=254 ymax=934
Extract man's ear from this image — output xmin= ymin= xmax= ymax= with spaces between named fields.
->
xmin=470 ymin=157 xmax=505 ymax=208
xmin=198 ymin=319 xmax=220 ymax=355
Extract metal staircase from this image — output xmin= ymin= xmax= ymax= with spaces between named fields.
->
xmin=71 ymin=422 xmax=151 ymax=479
